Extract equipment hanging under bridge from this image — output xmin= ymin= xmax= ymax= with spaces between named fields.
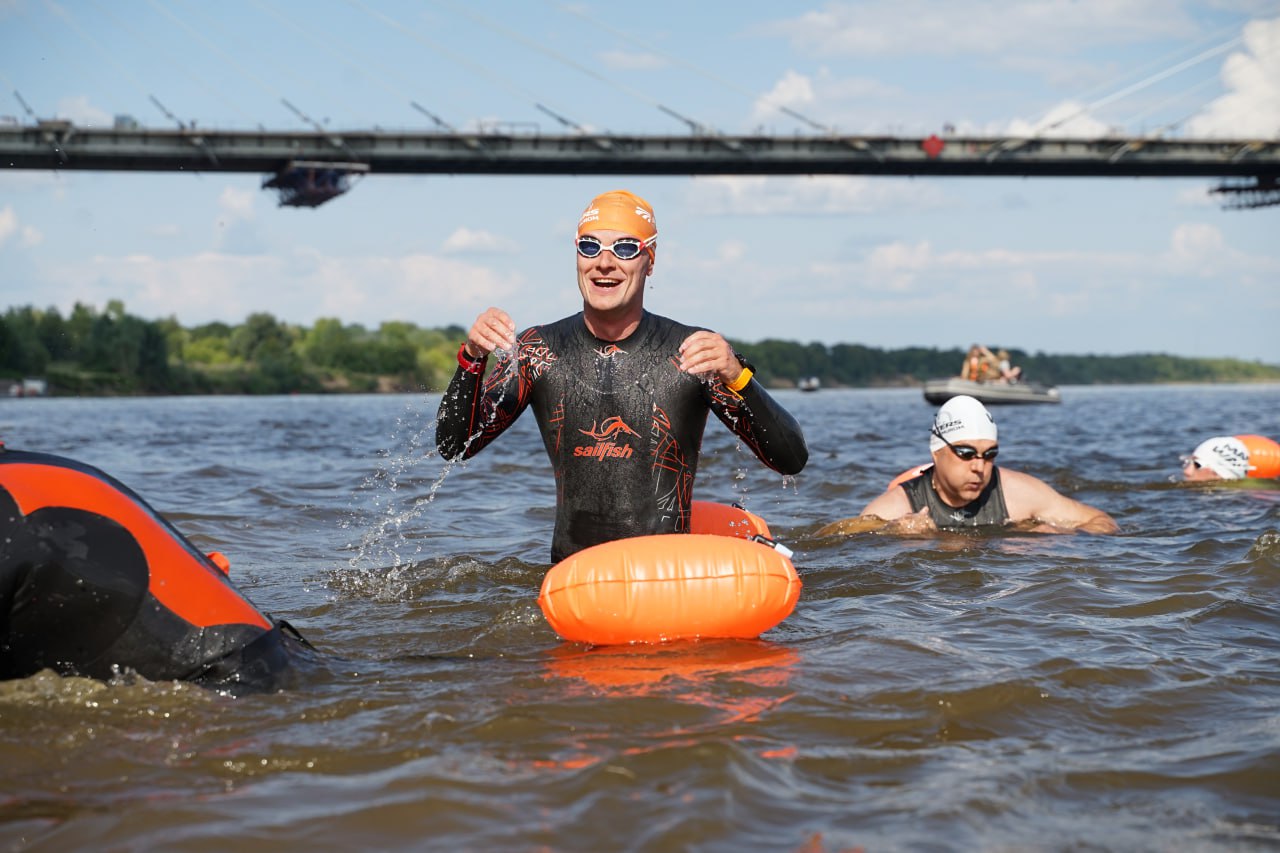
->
xmin=1211 ymin=176 xmax=1280 ymax=210
xmin=262 ymin=160 xmax=369 ymax=208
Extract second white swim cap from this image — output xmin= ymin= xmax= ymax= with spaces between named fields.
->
xmin=1190 ymin=435 xmax=1249 ymax=479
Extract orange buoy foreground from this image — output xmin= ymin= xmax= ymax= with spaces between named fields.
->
xmin=537 ymin=503 xmax=800 ymax=645
xmin=0 ymin=447 xmax=314 ymax=692
xmin=1237 ymin=434 xmax=1280 ymax=479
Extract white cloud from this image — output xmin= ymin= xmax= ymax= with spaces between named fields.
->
xmin=1175 ymin=185 xmax=1217 ymax=207
xmin=1005 ymin=100 xmax=1115 ymax=137
xmin=39 ymin=248 xmax=529 ymax=328
xmin=213 ymin=187 xmax=262 ymax=254
xmin=54 ymin=95 xmax=111 ymax=127
xmin=749 ymin=68 xmax=902 ymax=131
xmin=218 ymin=187 xmax=257 ymax=221
xmin=752 ymin=71 xmax=817 ymax=124
xmin=0 ymin=206 xmax=15 ymax=245
xmin=441 ymin=227 xmax=517 ymax=254
xmin=1185 ymin=16 xmax=1280 ymax=137
xmin=767 ymin=1 xmax=1194 ymax=59
xmin=0 ymin=205 xmax=43 ymax=249
xmin=685 ymin=175 xmax=946 ymax=216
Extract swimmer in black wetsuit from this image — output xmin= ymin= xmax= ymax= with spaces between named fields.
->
xmin=436 ymin=189 xmax=808 ymax=562
xmin=846 ymin=395 xmax=1117 ymax=535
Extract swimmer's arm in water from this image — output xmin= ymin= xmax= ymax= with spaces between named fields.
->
xmin=816 ymin=489 xmax=936 ymax=536
xmin=684 ymin=330 xmax=809 ymax=475
xmin=1001 ymin=469 xmax=1119 ymax=535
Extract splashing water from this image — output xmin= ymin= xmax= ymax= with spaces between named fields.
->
xmin=339 ymin=349 xmax=526 ymax=597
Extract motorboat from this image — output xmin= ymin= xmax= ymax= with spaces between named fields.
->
xmin=922 ymin=377 xmax=1061 ymax=405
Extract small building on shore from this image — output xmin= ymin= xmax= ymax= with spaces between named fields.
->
xmin=4 ymin=378 xmax=48 ymax=398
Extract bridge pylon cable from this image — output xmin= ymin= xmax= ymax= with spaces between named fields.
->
xmin=30 ymin=0 xmax=140 ymax=119
xmin=1035 ymin=34 xmax=1244 ymax=135
xmin=249 ymin=0 xmax=456 ymax=130
xmin=426 ymin=0 xmax=722 ymax=135
xmin=87 ymin=0 xmax=249 ymax=125
xmin=549 ymin=0 xmax=833 ymax=134
xmin=345 ymin=0 xmax=583 ymax=132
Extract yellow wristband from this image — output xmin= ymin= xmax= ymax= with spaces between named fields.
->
xmin=726 ymin=366 xmax=753 ymax=392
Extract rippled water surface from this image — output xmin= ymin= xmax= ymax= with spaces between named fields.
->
xmin=2 ymin=385 xmax=1278 ymax=852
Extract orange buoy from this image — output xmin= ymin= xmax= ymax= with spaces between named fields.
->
xmin=1236 ymin=434 xmax=1280 ymax=479
xmin=886 ymin=464 xmax=930 ymax=491
xmin=0 ymin=448 xmax=312 ymax=691
xmin=689 ymin=499 xmax=771 ymax=538
xmin=537 ymin=520 xmax=801 ymax=645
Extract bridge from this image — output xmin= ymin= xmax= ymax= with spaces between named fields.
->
xmin=3 ymin=121 xmax=1278 ymax=208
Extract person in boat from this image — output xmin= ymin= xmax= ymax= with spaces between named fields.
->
xmin=1180 ymin=434 xmax=1280 ymax=481
xmin=436 ymin=189 xmax=809 ymax=563
xmin=0 ymin=441 xmax=316 ymax=692
xmin=850 ymin=395 xmax=1118 ymax=534
xmin=962 ymin=344 xmax=1000 ymax=382
xmin=994 ymin=349 xmax=1022 ymax=384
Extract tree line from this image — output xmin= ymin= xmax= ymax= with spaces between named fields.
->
xmin=2 ymin=302 xmax=1278 ymax=396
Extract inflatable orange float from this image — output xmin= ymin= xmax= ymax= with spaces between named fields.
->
xmin=0 ymin=446 xmax=313 ymax=691
xmin=537 ymin=502 xmax=800 ymax=645
xmin=886 ymin=463 xmax=930 ymax=491
xmin=1237 ymin=434 xmax=1280 ymax=478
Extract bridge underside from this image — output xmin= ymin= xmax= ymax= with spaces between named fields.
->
xmin=4 ymin=124 xmax=1278 ymax=207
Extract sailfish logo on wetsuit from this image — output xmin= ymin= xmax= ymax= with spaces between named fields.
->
xmin=595 ymin=343 xmax=626 ymax=359
xmin=575 ymin=416 xmax=639 ymax=461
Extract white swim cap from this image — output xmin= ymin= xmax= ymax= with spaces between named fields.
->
xmin=930 ymin=395 xmax=997 ymax=453
xmin=1190 ymin=435 xmax=1249 ymax=480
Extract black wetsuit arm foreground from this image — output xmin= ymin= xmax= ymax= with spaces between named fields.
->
xmin=435 ymin=351 xmax=528 ymax=461
xmin=708 ymin=377 xmax=809 ymax=475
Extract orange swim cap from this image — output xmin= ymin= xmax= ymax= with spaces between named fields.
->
xmin=577 ymin=190 xmax=658 ymax=243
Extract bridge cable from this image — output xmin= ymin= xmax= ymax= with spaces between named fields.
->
xmin=247 ymin=0 xmax=456 ymax=130
xmin=423 ymin=0 xmax=723 ymax=135
xmin=86 ymin=0 xmax=252 ymax=126
xmin=19 ymin=0 xmax=140 ymax=119
xmin=146 ymin=0 xmax=326 ymax=128
xmin=1034 ymin=32 xmax=1244 ymax=135
xmin=344 ymin=0 xmax=579 ymax=132
xmin=548 ymin=0 xmax=833 ymax=134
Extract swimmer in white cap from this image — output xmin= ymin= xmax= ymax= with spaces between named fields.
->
xmin=1181 ymin=436 xmax=1248 ymax=481
xmin=847 ymin=395 xmax=1118 ymax=535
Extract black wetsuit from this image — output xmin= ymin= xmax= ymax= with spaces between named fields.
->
xmin=436 ymin=311 xmax=808 ymax=561
xmin=901 ymin=466 xmax=1010 ymax=529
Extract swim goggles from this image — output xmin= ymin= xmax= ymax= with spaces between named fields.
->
xmin=932 ymin=428 xmax=999 ymax=462
xmin=575 ymin=234 xmax=656 ymax=261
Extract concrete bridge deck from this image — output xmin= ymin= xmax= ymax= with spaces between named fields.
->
xmin=3 ymin=122 xmax=1278 ymax=179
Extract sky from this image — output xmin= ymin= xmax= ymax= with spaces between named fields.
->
xmin=1 ymin=0 xmax=1278 ymax=363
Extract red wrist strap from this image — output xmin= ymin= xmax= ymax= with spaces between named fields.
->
xmin=457 ymin=343 xmax=486 ymax=375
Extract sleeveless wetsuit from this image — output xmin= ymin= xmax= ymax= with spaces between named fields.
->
xmin=436 ymin=311 xmax=808 ymax=562
xmin=0 ymin=448 xmax=315 ymax=692
xmin=901 ymin=465 xmax=1010 ymax=529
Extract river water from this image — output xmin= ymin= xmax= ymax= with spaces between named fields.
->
xmin=1 ymin=384 xmax=1278 ymax=852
